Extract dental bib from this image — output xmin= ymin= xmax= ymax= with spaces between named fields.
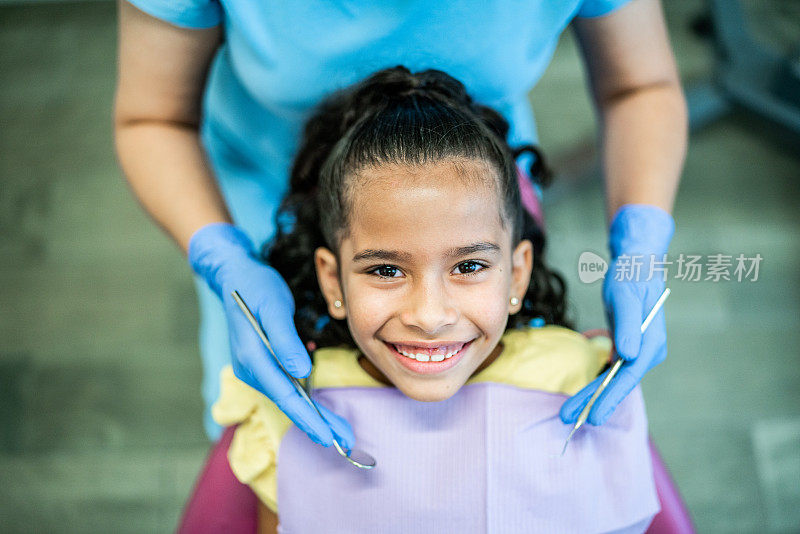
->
xmin=213 ymin=327 xmax=660 ymax=533
xmin=277 ymin=385 xmax=657 ymax=533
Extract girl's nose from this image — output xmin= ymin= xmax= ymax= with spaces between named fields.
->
xmin=399 ymin=278 xmax=459 ymax=335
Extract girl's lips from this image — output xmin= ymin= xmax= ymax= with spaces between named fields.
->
xmin=384 ymin=340 xmax=473 ymax=375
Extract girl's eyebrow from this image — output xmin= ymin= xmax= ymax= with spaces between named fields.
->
xmin=446 ymin=242 xmax=501 ymax=257
xmin=352 ymin=249 xmax=412 ymax=263
xmin=351 ymin=242 xmax=500 ymax=263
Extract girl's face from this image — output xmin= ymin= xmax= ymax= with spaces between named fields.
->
xmin=315 ymin=160 xmax=533 ymax=402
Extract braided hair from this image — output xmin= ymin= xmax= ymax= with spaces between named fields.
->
xmin=264 ymin=66 xmax=572 ymax=350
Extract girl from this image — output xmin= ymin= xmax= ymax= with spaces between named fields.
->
xmin=211 ymin=66 xmax=659 ymax=533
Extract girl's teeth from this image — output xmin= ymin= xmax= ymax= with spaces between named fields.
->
xmin=394 ymin=344 xmax=464 ymax=362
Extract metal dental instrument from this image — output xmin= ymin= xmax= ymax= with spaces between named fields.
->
xmin=231 ymin=290 xmax=376 ymax=469
xmin=561 ymin=287 xmax=671 ymax=456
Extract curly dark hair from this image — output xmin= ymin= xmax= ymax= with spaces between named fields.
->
xmin=263 ymin=65 xmax=572 ymax=350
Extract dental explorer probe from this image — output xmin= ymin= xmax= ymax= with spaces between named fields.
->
xmin=561 ymin=287 xmax=671 ymax=456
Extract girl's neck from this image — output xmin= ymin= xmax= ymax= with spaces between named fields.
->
xmin=356 ymin=341 xmax=505 ymax=387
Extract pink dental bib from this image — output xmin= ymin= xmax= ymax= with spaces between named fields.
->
xmin=276 ymin=382 xmax=659 ymax=533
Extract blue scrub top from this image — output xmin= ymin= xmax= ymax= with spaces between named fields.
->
xmin=127 ymin=0 xmax=632 ymax=438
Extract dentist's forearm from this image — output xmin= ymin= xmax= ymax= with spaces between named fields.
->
xmin=114 ymin=0 xmax=229 ymax=254
xmin=598 ymin=82 xmax=688 ymax=224
xmin=114 ymin=119 xmax=231 ymax=254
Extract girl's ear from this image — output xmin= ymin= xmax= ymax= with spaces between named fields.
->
xmin=510 ymin=239 xmax=534 ymax=314
xmin=314 ymin=247 xmax=347 ymax=319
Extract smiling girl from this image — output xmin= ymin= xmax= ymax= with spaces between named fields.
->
xmin=209 ymin=66 xmax=659 ymax=533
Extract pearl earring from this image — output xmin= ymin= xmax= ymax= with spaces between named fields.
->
xmin=334 ymin=299 xmax=342 ymax=308
xmin=510 ymin=297 xmax=519 ymax=306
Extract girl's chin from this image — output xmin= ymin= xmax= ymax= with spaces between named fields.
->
xmin=395 ymin=382 xmax=461 ymax=403
xmin=359 ymin=352 xmax=468 ymax=401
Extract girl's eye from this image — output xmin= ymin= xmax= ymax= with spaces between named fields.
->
xmin=369 ymin=265 xmax=403 ymax=278
xmin=453 ymin=260 xmax=486 ymax=276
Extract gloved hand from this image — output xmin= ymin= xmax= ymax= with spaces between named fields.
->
xmin=189 ymin=222 xmax=354 ymax=448
xmin=561 ymin=204 xmax=675 ymax=426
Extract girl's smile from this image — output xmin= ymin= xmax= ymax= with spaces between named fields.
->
xmin=385 ymin=339 xmax=474 ymax=374
xmin=314 ymin=159 xmax=532 ymax=402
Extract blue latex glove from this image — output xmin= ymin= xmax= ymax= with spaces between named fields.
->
xmin=188 ymin=222 xmax=354 ymax=448
xmin=561 ymin=204 xmax=675 ymax=426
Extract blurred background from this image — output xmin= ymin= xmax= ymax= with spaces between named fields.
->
xmin=1 ymin=1 xmax=798 ymax=532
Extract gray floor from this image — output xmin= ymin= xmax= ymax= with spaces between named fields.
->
xmin=1 ymin=2 xmax=799 ymax=533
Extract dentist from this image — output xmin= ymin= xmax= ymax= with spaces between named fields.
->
xmin=113 ymin=0 xmax=686 ymax=443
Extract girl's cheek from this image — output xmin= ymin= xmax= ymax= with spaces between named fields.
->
xmin=473 ymin=299 xmax=509 ymax=327
xmin=345 ymin=282 xmax=398 ymax=324
xmin=348 ymin=281 xmax=396 ymax=306
xmin=458 ymin=279 xmax=509 ymax=317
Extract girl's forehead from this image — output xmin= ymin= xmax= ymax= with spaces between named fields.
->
xmin=352 ymin=159 xmax=497 ymax=190
xmin=349 ymin=159 xmax=500 ymax=209
xmin=344 ymin=161 xmax=510 ymax=259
